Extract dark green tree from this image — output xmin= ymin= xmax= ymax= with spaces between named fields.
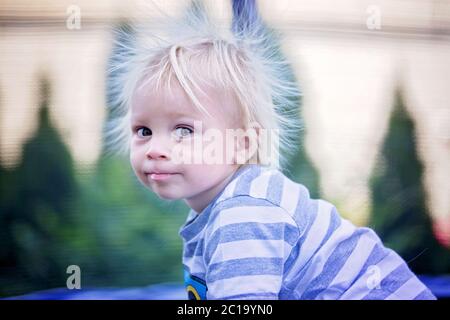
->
xmin=64 ymin=154 xmax=188 ymax=288
xmin=0 ymin=161 xmax=18 ymax=290
xmin=369 ymin=89 xmax=450 ymax=274
xmin=285 ymin=114 xmax=321 ymax=199
xmin=0 ymin=77 xmax=78 ymax=296
xmin=16 ymin=79 xmax=77 ymax=218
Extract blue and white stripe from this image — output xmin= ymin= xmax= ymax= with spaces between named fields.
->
xmin=179 ymin=164 xmax=436 ymax=300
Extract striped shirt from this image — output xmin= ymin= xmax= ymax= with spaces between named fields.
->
xmin=179 ymin=164 xmax=436 ymax=300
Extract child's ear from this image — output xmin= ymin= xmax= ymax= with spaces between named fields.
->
xmin=234 ymin=123 xmax=260 ymax=165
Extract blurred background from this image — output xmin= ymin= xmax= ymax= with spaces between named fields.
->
xmin=0 ymin=0 xmax=449 ymax=299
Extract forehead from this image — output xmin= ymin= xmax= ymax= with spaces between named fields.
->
xmin=131 ymin=80 xmax=197 ymax=116
xmin=131 ymin=79 xmax=241 ymax=122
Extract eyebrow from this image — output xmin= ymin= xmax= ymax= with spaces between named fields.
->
xmin=167 ymin=109 xmax=201 ymax=119
xmin=129 ymin=112 xmax=200 ymax=124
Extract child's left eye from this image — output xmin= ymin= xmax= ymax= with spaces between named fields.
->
xmin=174 ymin=126 xmax=193 ymax=138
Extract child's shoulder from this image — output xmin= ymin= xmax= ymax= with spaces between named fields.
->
xmin=202 ymin=165 xmax=304 ymax=252
xmin=207 ymin=164 xmax=358 ymax=243
xmin=216 ymin=164 xmax=310 ymax=204
xmin=209 ymin=164 xmax=317 ymax=229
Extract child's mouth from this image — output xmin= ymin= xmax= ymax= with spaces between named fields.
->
xmin=148 ymin=173 xmax=178 ymax=181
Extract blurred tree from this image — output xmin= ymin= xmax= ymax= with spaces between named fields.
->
xmin=0 ymin=75 xmax=188 ymax=298
xmin=65 ymin=154 xmax=187 ymax=288
xmin=287 ymin=142 xmax=321 ymax=199
xmin=0 ymin=161 xmax=19 ymax=291
xmin=0 ymin=76 xmax=78 ymax=296
xmin=17 ymin=79 xmax=77 ymax=219
xmin=369 ymin=89 xmax=450 ymax=274
xmin=93 ymin=20 xmax=187 ymax=287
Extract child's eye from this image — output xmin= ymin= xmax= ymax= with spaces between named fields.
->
xmin=173 ymin=126 xmax=193 ymax=139
xmin=136 ymin=127 xmax=152 ymax=137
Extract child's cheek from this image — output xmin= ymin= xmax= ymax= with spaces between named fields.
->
xmin=129 ymin=148 xmax=137 ymax=171
xmin=129 ymin=148 xmax=145 ymax=183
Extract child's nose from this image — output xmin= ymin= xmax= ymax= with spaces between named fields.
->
xmin=145 ymin=138 xmax=171 ymax=160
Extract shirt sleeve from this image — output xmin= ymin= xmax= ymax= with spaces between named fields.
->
xmin=203 ymin=196 xmax=300 ymax=300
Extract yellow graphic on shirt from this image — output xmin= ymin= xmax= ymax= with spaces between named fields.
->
xmin=186 ymin=285 xmax=201 ymax=300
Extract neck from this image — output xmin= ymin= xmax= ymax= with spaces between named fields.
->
xmin=184 ymin=166 xmax=241 ymax=213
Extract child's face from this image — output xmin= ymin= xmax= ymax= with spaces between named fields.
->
xmin=130 ymin=80 xmax=243 ymax=213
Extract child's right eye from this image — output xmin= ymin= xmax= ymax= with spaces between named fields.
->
xmin=136 ymin=127 xmax=152 ymax=137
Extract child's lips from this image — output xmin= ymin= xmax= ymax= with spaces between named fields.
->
xmin=146 ymin=172 xmax=178 ymax=181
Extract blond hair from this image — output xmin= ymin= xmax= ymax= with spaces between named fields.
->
xmin=106 ymin=1 xmax=302 ymax=170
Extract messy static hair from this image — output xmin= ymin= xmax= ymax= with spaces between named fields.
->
xmin=106 ymin=1 xmax=302 ymax=170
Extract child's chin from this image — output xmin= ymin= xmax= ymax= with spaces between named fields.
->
xmin=155 ymin=192 xmax=182 ymax=201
